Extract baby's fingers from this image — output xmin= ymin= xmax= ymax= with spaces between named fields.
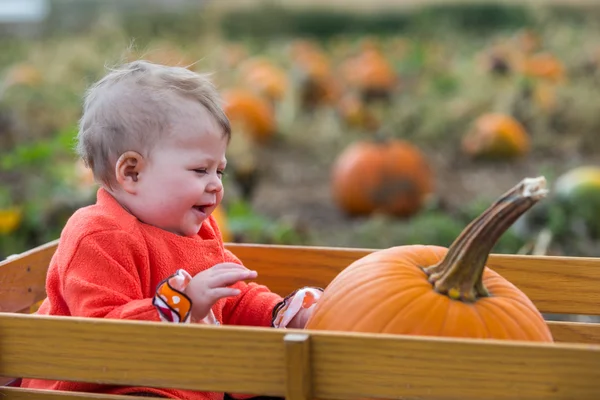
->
xmin=211 ymin=262 xmax=252 ymax=272
xmin=209 ymin=270 xmax=257 ymax=289
xmin=210 ymin=287 xmax=242 ymax=301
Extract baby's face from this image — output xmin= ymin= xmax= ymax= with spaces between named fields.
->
xmin=127 ymin=100 xmax=228 ymax=237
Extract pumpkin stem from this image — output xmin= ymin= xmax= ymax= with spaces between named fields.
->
xmin=423 ymin=177 xmax=548 ymax=302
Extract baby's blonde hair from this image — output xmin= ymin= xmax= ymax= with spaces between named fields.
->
xmin=76 ymin=60 xmax=231 ymax=188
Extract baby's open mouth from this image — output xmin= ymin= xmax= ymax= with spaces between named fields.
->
xmin=193 ymin=205 xmax=207 ymax=213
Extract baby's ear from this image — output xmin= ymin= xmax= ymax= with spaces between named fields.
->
xmin=115 ymin=151 xmax=145 ymax=194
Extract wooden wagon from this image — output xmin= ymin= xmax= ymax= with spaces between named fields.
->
xmin=1 ymin=239 xmax=600 ymax=399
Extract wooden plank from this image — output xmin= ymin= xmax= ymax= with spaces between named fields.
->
xmin=0 ymin=240 xmax=58 ymax=313
xmin=0 ymin=387 xmax=147 ymax=400
xmin=3 ymin=241 xmax=600 ymax=316
xmin=227 ymin=243 xmax=600 ymax=315
xmin=0 ymin=313 xmax=285 ymax=396
xmin=2 ymin=314 xmax=600 ymax=399
xmin=284 ymin=333 xmax=312 ymax=400
xmin=547 ymin=321 xmax=600 ymax=345
xmin=311 ymin=330 xmax=600 ymax=400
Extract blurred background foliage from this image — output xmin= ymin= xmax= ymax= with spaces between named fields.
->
xmin=1 ymin=0 xmax=600 ymax=262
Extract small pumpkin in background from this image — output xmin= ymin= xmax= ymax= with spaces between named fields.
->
xmin=2 ymin=63 xmax=43 ymax=89
xmin=290 ymin=40 xmax=340 ymax=108
xmin=462 ymin=113 xmax=530 ymax=159
xmin=519 ymin=52 xmax=566 ymax=83
xmin=331 ymin=138 xmax=434 ymax=218
xmin=222 ymin=88 xmax=276 ymax=143
xmin=307 ymin=176 xmax=553 ymax=343
xmin=212 ymin=206 xmax=232 ymax=243
xmin=239 ymin=57 xmax=289 ymax=102
xmin=339 ymin=42 xmax=397 ymax=100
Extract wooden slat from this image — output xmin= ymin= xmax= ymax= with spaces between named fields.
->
xmin=227 ymin=243 xmax=600 ymax=315
xmin=0 ymin=387 xmax=148 ymax=400
xmin=3 ymin=241 xmax=600 ymax=315
xmin=547 ymin=321 xmax=600 ymax=344
xmin=0 ymin=313 xmax=285 ymax=396
xmin=284 ymin=333 xmax=312 ymax=400
xmin=0 ymin=240 xmax=58 ymax=313
xmin=311 ymin=330 xmax=600 ymax=400
xmin=2 ymin=314 xmax=600 ymax=399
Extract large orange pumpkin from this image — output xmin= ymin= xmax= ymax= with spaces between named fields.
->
xmin=331 ymin=138 xmax=433 ymax=217
xmin=462 ymin=113 xmax=530 ymax=159
xmin=307 ymin=177 xmax=553 ymax=342
xmin=222 ymin=88 xmax=276 ymax=143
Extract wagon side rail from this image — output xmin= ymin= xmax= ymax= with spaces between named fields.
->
xmin=1 ymin=313 xmax=600 ymax=400
xmin=2 ymin=240 xmax=600 ymax=345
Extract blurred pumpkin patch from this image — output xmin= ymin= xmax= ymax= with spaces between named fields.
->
xmin=2 ymin=2 xmax=600 ymax=261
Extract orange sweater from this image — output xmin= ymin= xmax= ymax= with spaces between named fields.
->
xmin=20 ymin=188 xmax=283 ymax=399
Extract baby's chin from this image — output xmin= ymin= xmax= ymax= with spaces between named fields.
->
xmin=159 ymin=220 xmax=203 ymax=237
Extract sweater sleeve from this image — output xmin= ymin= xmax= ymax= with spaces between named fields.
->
xmin=60 ymin=230 xmax=160 ymax=321
xmin=221 ymin=249 xmax=282 ymax=327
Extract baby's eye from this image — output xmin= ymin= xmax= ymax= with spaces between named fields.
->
xmin=193 ymin=168 xmax=207 ymax=174
xmin=217 ymin=169 xmax=226 ymax=178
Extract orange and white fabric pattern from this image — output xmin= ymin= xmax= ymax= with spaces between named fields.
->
xmin=271 ymin=287 xmax=323 ymax=328
xmin=152 ymin=269 xmax=194 ymax=324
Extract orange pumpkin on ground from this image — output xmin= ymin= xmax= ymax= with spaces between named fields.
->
xmin=339 ymin=44 xmax=397 ymax=99
xmin=290 ymin=40 xmax=340 ymax=108
xmin=239 ymin=57 xmax=288 ymax=102
xmin=222 ymin=88 xmax=276 ymax=143
xmin=462 ymin=113 xmax=530 ymax=159
xmin=519 ymin=52 xmax=565 ymax=83
xmin=307 ymin=176 xmax=553 ymax=343
xmin=331 ymin=138 xmax=433 ymax=217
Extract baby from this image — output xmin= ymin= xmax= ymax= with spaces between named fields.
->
xmin=19 ymin=60 xmax=322 ymax=399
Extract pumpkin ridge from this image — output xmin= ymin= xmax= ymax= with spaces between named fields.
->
xmin=477 ymin=296 xmax=540 ymax=340
xmin=309 ymin=272 xmax=400 ymax=327
xmin=484 ymin=272 xmax=545 ymax=319
xmin=358 ymin=284 xmax=427 ymax=332
xmin=333 ymin=268 xmax=429 ymax=329
xmin=468 ymin=299 xmax=493 ymax=339
xmin=380 ymin=288 xmax=445 ymax=335
xmin=486 ymin=292 xmax=551 ymax=339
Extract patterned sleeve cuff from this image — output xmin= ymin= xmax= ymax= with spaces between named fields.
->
xmin=152 ymin=269 xmax=193 ymax=323
xmin=271 ymin=286 xmax=324 ymax=328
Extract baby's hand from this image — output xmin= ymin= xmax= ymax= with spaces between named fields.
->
xmin=184 ymin=262 xmax=257 ymax=322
